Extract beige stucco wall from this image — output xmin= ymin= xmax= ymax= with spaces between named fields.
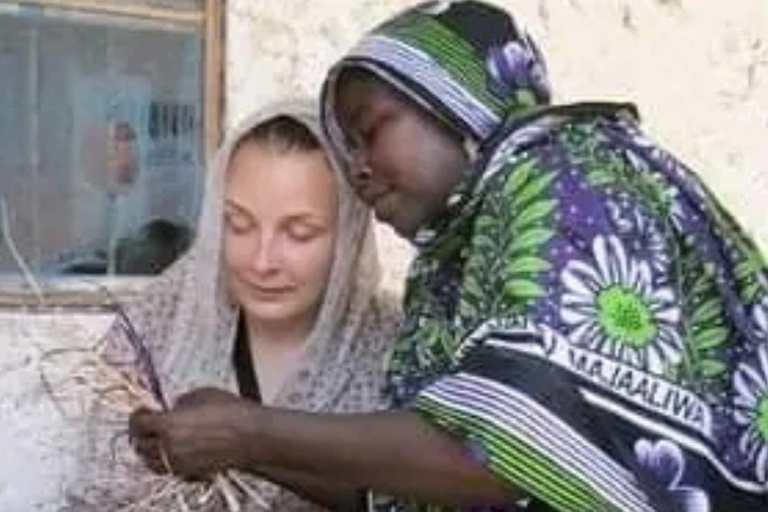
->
xmin=0 ymin=311 xmax=114 ymax=511
xmin=227 ymin=0 xmax=768 ymax=290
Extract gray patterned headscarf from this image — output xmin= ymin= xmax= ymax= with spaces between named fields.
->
xmin=69 ymin=99 xmax=402 ymax=511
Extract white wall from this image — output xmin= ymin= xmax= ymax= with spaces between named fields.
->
xmin=227 ymin=0 xmax=768 ymax=290
xmin=0 ymin=312 xmax=114 ymax=511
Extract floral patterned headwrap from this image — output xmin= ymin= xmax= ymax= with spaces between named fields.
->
xmin=322 ymin=2 xmax=768 ymax=512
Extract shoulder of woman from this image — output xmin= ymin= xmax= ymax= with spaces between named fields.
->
xmin=369 ymin=288 xmax=404 ymax=326
xmin=349 ymin=289 xmax=403 ymax=353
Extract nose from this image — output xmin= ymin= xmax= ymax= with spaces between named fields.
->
xmin=349 ymin=163 xmax=373 ymax=185
xmin=249 ymin=233 xmax=280 ymax=274
xmin=347 ymin=149 xmax=375 ymax=193
xmin=349 ymin=166 xmax=380 ymax=207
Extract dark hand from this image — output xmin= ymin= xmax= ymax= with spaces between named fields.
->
xmin=129 ymin=387 xmax=255 ymax=479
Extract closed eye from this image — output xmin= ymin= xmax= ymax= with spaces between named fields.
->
xmin=286 ymin=220 xmax=326 ymax=242
xmin=360 ymin=113 xmax=391 ymax=146
xmin=224 ymin=205 xmax=254 ymax=234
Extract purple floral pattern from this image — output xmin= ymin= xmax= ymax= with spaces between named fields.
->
xmin=733 ymin=343 xmax=768 ymax=482
xmin=606 ymin=200 xmax=671 ymax=274
xmin=752 ymin=295 xmax=768 ymax=342
xmin=635 ymin=439 xmax=711 ymax=512
xmin=486 ymin=40 xmax=550 ymax=103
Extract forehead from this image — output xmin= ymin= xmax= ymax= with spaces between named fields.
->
xmin=335 ymin=72 xmax=404 ymax=124
xmin=226 ymin=142 xmax=337 ymax=209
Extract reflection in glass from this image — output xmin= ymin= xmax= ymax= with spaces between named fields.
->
xmin=0 ymin=6 xmax=204 ymax=279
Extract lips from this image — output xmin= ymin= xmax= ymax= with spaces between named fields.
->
xmin=253 ymin=285 xmax=292 ymax=293
xmin=243 ymin=282 xmax=294 ymax=300
xmin=353 ymin=181 xmax=398 ymax=223
xmin=357 ymin=187 xmax=385 ymax=206
xmin=371 ymin=193 xmax=397 ymax=222
xmin=358 ymin=186 xmax=391 ymax=211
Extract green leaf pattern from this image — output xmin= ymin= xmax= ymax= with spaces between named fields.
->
xmin=460 ymin=157 xmax=557 ymax=322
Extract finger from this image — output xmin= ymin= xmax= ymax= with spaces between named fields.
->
xmin=129 ymin=407 xmax=164 ymax=438
xmin=132 ymin=436 xmax=171 ymax=474
xmin=143 ymin=452 xmax=170 ymax=474
xmin=174 ymin=390 xmax=204 ymax=408
xmin=157 ymin=440 xmax=176 ymax=475
xmin=131 ymin=434 xmax=158 ymax=459
xmin=131 ymin=435 xmax=160 ymax=463
xmin=180 ymin=470 xmax=210 ymax=483
xmin=175 ymin=387 xmax=228 ymax=408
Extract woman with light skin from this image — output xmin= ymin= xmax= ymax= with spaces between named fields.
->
xmin=70 ymin=100 xmax=401 ymax=511
xmin=128 ymin=2 xmax=768 ymax=512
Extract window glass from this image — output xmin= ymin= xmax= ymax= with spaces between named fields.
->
xmin=0 ymin=5 xmax=205 ymax=280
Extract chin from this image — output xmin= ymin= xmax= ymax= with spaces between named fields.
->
xmin=243 ymin=292 xmax=321 ymax=323
xmin=378 ymin=213 xmax=412 ymax=239
xmin=387 ymin=215 xmax=422 ymax=240
xmin=392 ymin=225 xmax=417 ymax=240
xmin=243 ymin=303 xmax=300 ymax=323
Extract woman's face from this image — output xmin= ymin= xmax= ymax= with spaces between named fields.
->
xmin=108 ymin=122 xmax=139 ymax=185
xmin=223 ymin=141 xmax=338 ymax=327
xmin=335 ymin=74 xmax=467 ymax=239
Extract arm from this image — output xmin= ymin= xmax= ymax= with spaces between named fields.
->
xmin=130 ymin=391 xmax=518 ymax=508
xmin=251 ymin=465 xmax=363 ymax=512
xmin=244 ymin=409 xmax=516 ymax=507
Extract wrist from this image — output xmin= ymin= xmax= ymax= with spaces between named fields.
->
xmin=230 ymin=403 xmax=271 ymax=471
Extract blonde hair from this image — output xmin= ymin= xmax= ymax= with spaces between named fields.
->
xmin=234 ymin=115 xmax=321 ymax=154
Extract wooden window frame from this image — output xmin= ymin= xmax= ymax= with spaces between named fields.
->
xmin=14 ymin=0 xmax=204 ymax=26
xmin=0 ymin=0 xmax=225 ymax=308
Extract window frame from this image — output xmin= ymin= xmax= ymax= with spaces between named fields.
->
xmin=0 ymin=0 xmax=225 ymax=307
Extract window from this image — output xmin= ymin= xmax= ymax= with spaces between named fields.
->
xmin=0 ymin=0 xmax=222 ymax=301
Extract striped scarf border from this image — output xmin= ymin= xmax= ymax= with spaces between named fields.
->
xmin=348 ymin=35 xmax=500 ymax=141
xmin=415 ymin=372 xmax=657 ymax=512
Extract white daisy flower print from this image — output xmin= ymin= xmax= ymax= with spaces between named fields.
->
xmin=665 ymin=187 xmax=689 ymax=232
xmin=752 ymin=295 xmax=768 ymax=341
xmin=606 ymin=201 xmax=671 ymax=274
xmin=733 ymin=342 xmax=768 ymax=483
xmin=560 ymin=235 xmax=683 ymax=373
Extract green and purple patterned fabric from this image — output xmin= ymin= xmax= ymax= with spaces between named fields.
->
xmin=322 ymin=2 xmax=768 ymax=511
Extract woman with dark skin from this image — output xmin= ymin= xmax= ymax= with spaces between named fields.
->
xmin=130 ymin=2 xmax=768 ymax=511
